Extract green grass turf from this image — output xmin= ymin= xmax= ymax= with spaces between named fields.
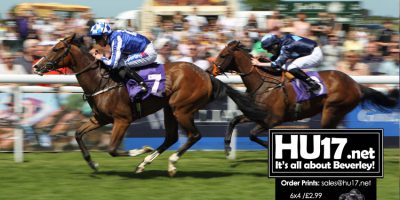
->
xmin=0 ymin=150 xmax=398 ymax=200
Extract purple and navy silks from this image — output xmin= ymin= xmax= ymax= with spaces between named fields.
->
xmin=102 ymin=30 xmax=151 ymax=69
xmin=264 ymin=34 xmax=318 ymax=68
xmin=291 ymin=71 xmax=327 ymax=102
xmin=126 ymin=63 xmax=166 ymax=102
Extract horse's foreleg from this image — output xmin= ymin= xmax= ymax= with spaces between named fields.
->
xmin=168 ymin=112 xmax=200 ymax=177
xmin=225 ymin=115 xmax=251 ymax=156
xmin=136 ymin=106 xmax=179 ymax=174
xmin=75 ymin=117 xmax=105 ymax=172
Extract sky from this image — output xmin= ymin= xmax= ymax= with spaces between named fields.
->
xmin=0 ymin=0 xmax=398 ymax=18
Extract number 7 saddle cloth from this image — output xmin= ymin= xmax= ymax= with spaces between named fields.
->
xmin=126 ymin=63 xmax=166 ymax=102
xmin=290 ymin=71 xmax=327 ymax=102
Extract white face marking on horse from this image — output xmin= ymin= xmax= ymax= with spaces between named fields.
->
xmin=33 ymin=57 xmax=46 ymax=74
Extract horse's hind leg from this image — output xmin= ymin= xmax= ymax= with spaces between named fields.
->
xmin=320 ymin=106 xmax=348 ymax=128
xmin=107 ymin=119 xmax=131 ymax=157
xmin=249 ymin=124 xmax=268 ymax=148
xmin=75 ymin=116 xmax=105 ymax=172
xmin=168 ymin=112 xmax=200 ymax=177
xmin=135 ymin=106 xmax=179 ymax=173
xmin=225 ymin=115 xmax=251 ymax=156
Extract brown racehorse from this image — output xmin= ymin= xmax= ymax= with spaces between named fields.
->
xmin=33 ymin=35 xmax=268 ymax=176
xmin=211 ymin=40 xmax=398 ymax=156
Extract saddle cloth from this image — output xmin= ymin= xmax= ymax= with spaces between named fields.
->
xmin=290 ymin=71 xmax=327 ymax=102
xmin=126 ymin=63 xmax=166 ymax=102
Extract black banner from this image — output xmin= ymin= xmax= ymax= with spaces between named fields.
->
xmin=269 ymin=129 xmax=383 ymax=177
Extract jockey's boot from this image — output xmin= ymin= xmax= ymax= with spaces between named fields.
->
xmin=289 ymin=68 xmax=320 ymax=92
xmin=119 ymin=67 xmax=148 ymax=93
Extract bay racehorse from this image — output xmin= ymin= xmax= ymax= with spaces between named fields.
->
xmin=33 ymin=35 xmax=268 ymax=176
xmin=211 ymin=40 xmax=398 ymax=156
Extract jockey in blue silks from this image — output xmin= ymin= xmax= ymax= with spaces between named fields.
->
xmin=89 ymin=22 xmax=158 ymax=93
xmin=251 ymin=32 xmax=322 ymax=92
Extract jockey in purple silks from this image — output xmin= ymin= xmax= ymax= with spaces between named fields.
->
xmin=252 ymin=32 xmax=323 ymax=93
xmin=89 ymin=22 xmax=158 ymax=94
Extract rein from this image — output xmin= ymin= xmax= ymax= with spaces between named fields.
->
xmin=40 ymin=39 xmax=123 ymax=98
xmin=83 ymin=83 xmax=123 ymax=99
xmin=75 ymin=59 xmax=123 ymax=99
xmin=236 ymin=46 xmax=284 ymax=93
xmin=74 ymin=59 xmax=99 ymax=76
xmin=238 ymin=65 xmax=254 ymax=77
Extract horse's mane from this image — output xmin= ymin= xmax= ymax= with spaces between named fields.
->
xmin=229 ymin=40 xmax=283 ymax=76
xmin=71 ymin=36 xmax=95 ymax=59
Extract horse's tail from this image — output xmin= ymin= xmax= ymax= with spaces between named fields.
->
xmin=360 ymin=85 xmax=398 ymax=112
xmin=209 ymin=76 xmax=268 ymax=123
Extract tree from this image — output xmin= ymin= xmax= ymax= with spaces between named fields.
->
xmin=241 ymin=0 xmax=280 ymax=11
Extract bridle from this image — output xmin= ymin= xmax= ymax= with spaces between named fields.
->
xmin=214 ymin=41 xmax=285 ymax=95
xmin=37 ymin=39 xmax=100 ymax=76
xmin=36 ymin=37 xmax=122 ymax=98
xmin=213 ymin=42 xmax=255 ymax=77
xmin=39 ymin=39 xmax=72 ymax=74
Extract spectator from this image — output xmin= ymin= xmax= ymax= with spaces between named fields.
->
xmin=13 ymin=39 xmax=39 ymax=74
xmin=0 ymin=52 xmax=27 ymax=74
xmin=194 ymin=50 xmax=211 ymax=71
xmin=378 ymin=48 xmax=399 ymax=76
xmin=245 ymin=14 xmax=258 ymax=30
xmin=292 ymin=13 xmax=311 ymax=37
xmin=176 ymin=35 xmax=193 ymax=57
xmin=154 ymin=38 xmax=172 ymax=64
xmin=311 ymin=12 xmax=332 ymax=45
xmin=203 ymin=19 xmax=218 ymax=43
xmin=321 ymin=35 xmax=342 ymax=70
xmin=327 ymin=13 xmax=342 ymax=36
xmin=32 ymin=17 xmax=56 ymax=42
xmin=336 ymin=51 xmax=370 ymax=76
xmin=185 ymin=7 xmax=207 ymax=34
xmin=172 ymin=11 xmax=185 ymax=32
xmin=175 ymin=44 xmax=196 ymax=62
xmin=266 ymin=11 xmax=283 ymax=34
xmin=280 ymin=16 xmax=294 ymax=34
xmin=377 ymin=21 xmax=395 ymax=56
xmin=216 ymin=7 xmax=238 ymax=39
xmin=159 ymin=20 xmax=176 ymax=44
xmin=174 ymin=44 xmax=210 ymax=70
xmin=361 ymin=41 xmax=384 ymax=73
xmin=150 ymin=15 xmax=164 ymax=40
xmin=4 ymin=21 xmax=19 ymax=40
xmin=15 ymin=10 xmax=31 ymax=41
xmin=343 ymin=31 xmax=363 ymax=53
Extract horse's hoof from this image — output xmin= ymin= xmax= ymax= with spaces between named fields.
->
xmin=135 ymin=166 xmax=145 ymax=174
xmin=143 ymin=146 xmax=154 ymax=153
xmin=89 ymin=162 xmax=99 ymax=172
xmin=224 ymin=146 xmax=232 ymax=156
xmin=168 ymin=168 xmax=177 ymax=177
xmin=129 ymin=149 xmax=143 ymax=157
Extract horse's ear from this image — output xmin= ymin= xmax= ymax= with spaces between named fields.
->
xmin=72 ymin=35 xmax=85 ymax=46
xmin=71 ymin=33 xmax=76 ymax=41
xmin=237 ymin=42 xmax=251 ymax=52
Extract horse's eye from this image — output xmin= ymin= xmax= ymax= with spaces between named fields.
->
xmin=52 ymin=48 xmax=59 ymax=52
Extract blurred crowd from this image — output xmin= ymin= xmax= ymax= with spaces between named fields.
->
xmin=149 ymin=9 xmax=399 ymax=77
xmin=0 ymin=10 xmax=94 ymax=74
xmin=0 ymin=7 xmax=398 ymax=77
